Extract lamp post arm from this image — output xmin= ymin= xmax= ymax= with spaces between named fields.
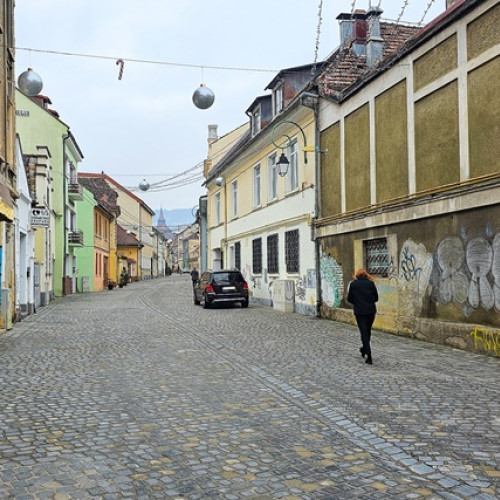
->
xmin=270 ymin=120 xmax=308 ymax=164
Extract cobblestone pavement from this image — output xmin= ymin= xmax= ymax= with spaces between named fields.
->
xmin=0 ymin=275 xmax=498 ymax=500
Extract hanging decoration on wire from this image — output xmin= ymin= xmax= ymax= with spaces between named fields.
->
xmin=17 ymin=67 xmax=43 ymax=96
xmin=192 ymin=66 xmax=215 ymax=110
xmin=116 ymin=59 xmax=125 ymax=80
xmin=192 ymin=83 xmax=215 ymax=109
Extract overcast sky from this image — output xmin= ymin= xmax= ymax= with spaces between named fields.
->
xmin=15 ymin=1 xmax=445 ymax=213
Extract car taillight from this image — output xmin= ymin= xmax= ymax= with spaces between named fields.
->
xmin=242 ymin=282 xmax=248 ymax=290
xmin=206 ymin=284 xmax=214 ymax=292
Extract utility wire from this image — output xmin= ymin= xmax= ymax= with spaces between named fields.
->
xmin=14 ymin=46 xmax=278 ymax=74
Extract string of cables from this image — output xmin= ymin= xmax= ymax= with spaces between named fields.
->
xmin=14 ymin=46 xmax=278 ymax=74
xmin=126 ymin=116 xmax=318 ymax=194
xmin=311 ymin=0 xmax=324 ymax=75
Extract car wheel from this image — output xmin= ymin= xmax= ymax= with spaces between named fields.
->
xmin=203 ymin=294 xmax=211 ymax=309
xmin=241 ymin=299 xmax=249 ymax=308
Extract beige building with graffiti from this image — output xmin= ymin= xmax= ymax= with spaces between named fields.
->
xmin=315 ymin=0 xmax=500 ymax=356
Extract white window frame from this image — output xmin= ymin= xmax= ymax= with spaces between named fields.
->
xmin=286 ymin=140 xmax=299 ymax=192
xmin=231 ymin=179 xmax=238 ymax=218
xmin=273 ymin=83 xmax=284 ymax=116
xmin=214 ymin=191 xmax=221 ymax=225
xmin=252 ymin=106 xmax=261 ymax=136
xmin=253 ymin=164 xmax=261 ymax=207
xmin=268 ymin=153 xmax=278 ymax=201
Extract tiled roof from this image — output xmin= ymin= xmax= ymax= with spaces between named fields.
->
xmin=78 ymin=176 xmax=120 ymax=216
xmin=318 ymin=22 xmax=421 ymax=99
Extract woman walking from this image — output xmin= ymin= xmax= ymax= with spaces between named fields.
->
xmin=347 ymin=269 xmax=379 ymax=365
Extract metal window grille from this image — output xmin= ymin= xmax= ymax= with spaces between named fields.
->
xmin=364 ymin=238 xmax=388 ymax=276
xmin=235 ymin=242 xmax=241 ymax=271
xmin=252 ymin=238 xmax=262 ymax=274
xmin=267 ymin=234 xmax=279 ymax=273
xmin=285 ymin=229 xmax=299 ymax=273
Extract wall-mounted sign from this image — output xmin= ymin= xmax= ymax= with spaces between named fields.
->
xmin=30 ymin=208 xmax=50 ymax=227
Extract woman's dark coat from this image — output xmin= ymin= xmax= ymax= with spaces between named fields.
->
xmin=347 ymin=276 xmax=378 ymax=316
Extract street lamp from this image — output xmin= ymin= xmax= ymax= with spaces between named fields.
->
xmin=276 ymin=152 xmax=290 ymax=177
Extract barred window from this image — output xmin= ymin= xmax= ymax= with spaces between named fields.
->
xmin=267 ymin=234 xmax=279 ymax=274
xmin=364 ymin=238 xmax=388 ymax=276
xmin=285 ymin=229 xmax=299 ymax=273
xmin=252 ymin=238 xmax=262 ymax=274
xmin=235 ymin=241 xmax=241 ymax=271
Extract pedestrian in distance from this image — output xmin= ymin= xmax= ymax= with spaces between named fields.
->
xmin=190 ymin=268 xmax=199 ymax=287
xmin=347 ymin=269 xmax=379 ymax=365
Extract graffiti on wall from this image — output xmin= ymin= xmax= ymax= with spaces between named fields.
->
xmin=469 ymin=326 xmax=500 ymax=356
xmin=320 ymin=253 xmax=343 ymax=308
xmin=436 ymin=237 xmax=468 ymax=304
xmin=398 ymin=239 xmax=433 ymax=315
xmin=434 ymin=232 xmax=500 ymax=315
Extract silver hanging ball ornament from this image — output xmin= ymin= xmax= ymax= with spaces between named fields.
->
xmin=139 ymin=179 xmax=150 ymax=192
xmin=192 ymin=84 xmax=215 ymax=110
xmin=18 ymin=68 xmax=43 ymax=96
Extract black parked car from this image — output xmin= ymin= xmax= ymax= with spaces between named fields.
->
xmin=194 ymin=269 xmax=249 ymax=309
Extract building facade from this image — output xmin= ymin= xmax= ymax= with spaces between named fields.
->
xmin=316 ymin=0 xmax=500 ymax=356
xmin=204 ymin=66 xmax=320 ymax=315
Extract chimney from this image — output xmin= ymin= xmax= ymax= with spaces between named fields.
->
xmin=207 ymin=124 xmax=218 ymax=144
xmin=366 ymin=6 xmax=384 ymax=67
xmin=337 ymin=10 xmax=368 ymax=55
xmin=446 ymin=0 xmax=460 ymax=8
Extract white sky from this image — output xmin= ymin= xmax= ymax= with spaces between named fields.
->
xmin=15 ymin=1 xmax=444 ymax=212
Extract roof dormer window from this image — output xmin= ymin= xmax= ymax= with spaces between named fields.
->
xmin=273 ymin=83 xmax=284 ymax=116
xmin=251 ymin=106 xmax=261 ymax=136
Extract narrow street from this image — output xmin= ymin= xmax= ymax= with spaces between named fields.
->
xmin=0 ymin=275 xmax=498 ymax=500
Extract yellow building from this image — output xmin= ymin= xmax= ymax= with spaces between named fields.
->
xmin=316 ymin=0 xmax=500 ymax=356
xmin=204 ymin=64 xmax=319 ymax=315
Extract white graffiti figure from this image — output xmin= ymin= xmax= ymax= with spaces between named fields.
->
xmin=437 ymin=237 xmax=468 ymax=304
xmin=466 ymin=237 xmax=494 ymax=310
xmin=398 ymin=239 xmax=433 ymax=315
xmin=493 ymin=234 xmax=500 ymax=311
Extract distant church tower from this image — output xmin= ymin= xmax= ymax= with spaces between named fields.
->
xmin=156 ymin=207 xmax=173 ymax=240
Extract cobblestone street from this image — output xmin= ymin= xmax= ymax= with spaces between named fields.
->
xmin=0 ymin=275 xmax=498 ymax=499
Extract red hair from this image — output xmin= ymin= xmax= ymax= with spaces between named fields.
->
xmin=353 ymin=268 xmax=375 ymax=281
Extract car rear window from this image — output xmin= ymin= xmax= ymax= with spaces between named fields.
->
xmin=212 ymin=272 xmax=243 ymax=285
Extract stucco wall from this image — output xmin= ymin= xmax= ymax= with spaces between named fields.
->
xmin=375 ymin=81 xmax=408 ymax=201
xmin=415 ymin=81 xmax=460 ymax=191
xmin=344 ymin=104 xmax=370 ymax=211
xmin=319 ymin=122 xmax=341 ymax=217
xmin=468 ymin=55 xmax=500 ymax=178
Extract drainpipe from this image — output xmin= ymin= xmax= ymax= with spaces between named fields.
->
xmin=312 ymin=104 xmax=322 ymax=318
xmin=62 ymin=133 xmax=71 ymax=294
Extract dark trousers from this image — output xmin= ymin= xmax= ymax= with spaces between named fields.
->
xmin=355 ymin=314 xmax=375 ymax=357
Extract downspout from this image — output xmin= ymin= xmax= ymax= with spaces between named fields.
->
xmin=62 ymin=133 xmax=71 ymax=293
xmin=312 ymin=104 xmax=322 ymax=318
